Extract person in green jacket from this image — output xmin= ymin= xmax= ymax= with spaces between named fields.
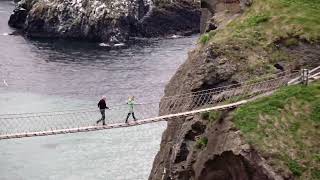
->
xmin=125 ymin=96 xmax=137 ymax=123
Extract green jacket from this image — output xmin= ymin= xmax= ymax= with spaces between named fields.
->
xmin=127 ymin=100 xmax=134 ymax=113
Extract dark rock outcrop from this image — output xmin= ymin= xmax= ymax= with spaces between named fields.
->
xmin=8 ymin=0 xmax=200 ymax=43
xmin=149 ymin=112 xmax=283 ymax=180
xmin=9 ymin=0 xmax=149 ymax=43
xmin=275 ymin=38 xmax=320 ymax=69
xmin=200 ymin=0 xmax=252 ymax=33
xmin=137 ymin=1 xmax=200 ymax=37
xmin=9 ymin=0 xmax=37 ymax=29
xmin=8 ymin=7 xmax=28 ymax=29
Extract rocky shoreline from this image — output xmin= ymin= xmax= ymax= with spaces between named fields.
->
xmin=8 ymin=0 xmax=200 ymax=44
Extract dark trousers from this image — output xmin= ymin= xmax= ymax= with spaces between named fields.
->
xmin=97 ymin=109 xmax=106 ymax=125
xmin=125 ymin=112 xmax=136 ymax=123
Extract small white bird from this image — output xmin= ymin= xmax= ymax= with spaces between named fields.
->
xmin=3 ymin=79 xmax=8 ymax=87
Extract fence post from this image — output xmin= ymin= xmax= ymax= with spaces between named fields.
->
xmin=302 ymin=69 xmax=309 ymax=86
xmin=161 ymin=168 xmax=167 ymax=180
xmin=306 ymin=69 xmax=309 ymax=86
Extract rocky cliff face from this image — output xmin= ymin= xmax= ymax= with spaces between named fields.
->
xmin=150 ymin=111 xmax=284 ymax=180
xmin=8 ymin=0 xmax=200 ymax=43
xmin=200 ymin=0 xmax=252 ymax=33
xmin=149 ymin=0 xmax=320 ymax=179
xmin=149 ymin=38 xmax=319 ymax=180
xmin=137 ymin=1 xmax=200 ymax=37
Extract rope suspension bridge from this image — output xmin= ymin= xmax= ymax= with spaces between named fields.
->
xmin=0 ymin=66 xmax=319 ymax=140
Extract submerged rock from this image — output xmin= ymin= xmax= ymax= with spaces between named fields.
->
xmin=8 ymin=0 xmax=200 ymax=42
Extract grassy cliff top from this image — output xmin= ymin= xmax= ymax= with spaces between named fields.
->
xmin=197 ymin=0 xmax=320 ymax=82
xmin=233 ymin=81 xmax=320 ymax=179
xmin=201 ymin=0 xmax=320 ymax=45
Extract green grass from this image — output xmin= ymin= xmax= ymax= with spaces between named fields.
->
xmin=312 ymin=169 xmax=320 ymax=180
xmin=199 ymin=30 xmax=216 ymax=44
xmin=195 ymin=0 xmax=320 ymax=78
xmin=286 ymin=157 xmax=304 ymax=176
xmin=283 ymin=38 xmax=300 ymax=47
xmin=201 ymin=111 xmax=221 ymax=122
xmin=196 ymin=137 xmax=208 ymax=149
xmin=233 ymin=81 xmax=320 ymax=179
xmin=215 ymin=0 xmax=320 ymax=43
xmin=199 ymin=34 xmax=210 ymax=44
xmin=245 ymin=14 xmax=270 ymax=27
xmin=314 ymin=154 xmax=320 ymax=162
xmin=201 ymin=111 xmax=210 ymax=120
xmin=200 ymin=0 xmax=320 ymax=73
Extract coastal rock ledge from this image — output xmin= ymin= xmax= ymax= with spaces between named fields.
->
xmin=8 ymin=0 xmax=200 ymax=43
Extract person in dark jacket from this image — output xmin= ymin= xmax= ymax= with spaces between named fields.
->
xmin=96 ymin=96 xmax=109 ymax=125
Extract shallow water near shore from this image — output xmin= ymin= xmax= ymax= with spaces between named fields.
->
xmin=0 ymin=1 xmax=198 ymax=179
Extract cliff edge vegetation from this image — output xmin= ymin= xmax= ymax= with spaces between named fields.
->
xmin=202 ymin=0 xmax=320 ymax=44
xmin=233 ymin=81 xmax=320 ymax=179
xmin=204 ymin=0 xmax=320 ymax=73
xmin=199 ymin=0 xmax=320 ymax=75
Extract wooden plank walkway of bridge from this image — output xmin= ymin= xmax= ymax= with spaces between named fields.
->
xmin=0 ymin=100 xmax=248 ymax=140
xmin=1 ymin=65 xmax=319 ymax=140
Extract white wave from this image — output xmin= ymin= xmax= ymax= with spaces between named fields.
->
xmin=170 ymin=34 xmax=182 ymax=39
xmin=3 ymin=80 xmax=8 ymax=87
xmin=1 ymin=33 xmax=9 ymax=36
xmin=99 ymin=43 xmax=111 ymax=47
xmin=114 ymin=43 xmax=125 ymax=47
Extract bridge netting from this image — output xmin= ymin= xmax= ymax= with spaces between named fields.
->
xmin=0 ymin=69 xmax=304 ymax=140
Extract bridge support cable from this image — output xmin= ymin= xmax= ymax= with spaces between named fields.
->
xmin=0 ymin=66 xmax=319 ymax=140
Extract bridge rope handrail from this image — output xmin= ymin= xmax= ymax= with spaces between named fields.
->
xmin=0 ymin=95 xmax=270 ymax=140
xmin=0 ymin=68 xmax=316 ymax=119
xmin=0 ymin=69 xmax=299 ymax=117
xmin=0 ymin=65 xmax=318 ymax=140
xmin=0 ymin=70 xmax=307 ymax=118
xmin=160 ymin=69 xmax=299 ymax=99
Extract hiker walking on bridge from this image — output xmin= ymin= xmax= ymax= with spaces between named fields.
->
xmin=125 ymin=96 xmax=137 ymax=123
xmin=96 ymin=96 xmax=109 ymax=125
